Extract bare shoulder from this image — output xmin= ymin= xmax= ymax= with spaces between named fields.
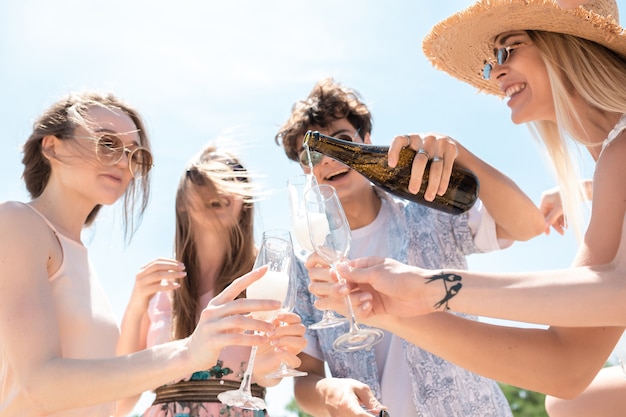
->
xmin=595 ymin=130 xmax=626 ymax=193
xmin=584 ymin=135 xmax=626 ymax=262
xmin=0 ymin=200 xmax=34 ymax=216
xmin=0 ymin=201 xmax=48 ymax=231
xmin=0 ymin=201 xmax=54 ymax=260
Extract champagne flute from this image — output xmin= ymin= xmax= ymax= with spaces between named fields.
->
xmin=217 ymin=233 xmax=296 ymax=409
xmin=261 ymin=229 xmax=308 ymax=379
xmin=304 ymin=184 xmax=384 ymax=352
xmin=287 ymin=174 xmax=348 ymax=330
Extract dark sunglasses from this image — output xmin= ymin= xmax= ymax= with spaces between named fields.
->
xmin=482 ymin=42 xmax=530 ymax=80
xmin=73 ymin=133 xmax=153 ymax=179
xmin=299 ymin=129 xmax=360 ymax=167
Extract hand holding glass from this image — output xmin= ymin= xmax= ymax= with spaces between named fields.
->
xmin=304 ymin=184 xmax=384 ymax=352
xmin=218 ymin=233 xmax=303 ymax=409
xmin=256 ymin=229 xmax=307 ymax=378
xmin=288 ymin=175 xmax=348 ymax=330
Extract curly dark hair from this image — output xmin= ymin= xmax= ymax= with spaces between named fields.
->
xmin=274 ymin=77 xmax=373 ymax=162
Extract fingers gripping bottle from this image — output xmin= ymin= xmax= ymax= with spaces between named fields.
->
xmin=303 ymin=130 xmax=479 ymax=215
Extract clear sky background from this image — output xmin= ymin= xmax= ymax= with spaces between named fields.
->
xmin=2 ymin=1 xmax=622 ymax=415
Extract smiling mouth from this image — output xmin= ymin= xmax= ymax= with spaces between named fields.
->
xmin=324 ymin=168 xmax=350 ymax=181
xmin=505 ymin=83 xmax=526 ymax=98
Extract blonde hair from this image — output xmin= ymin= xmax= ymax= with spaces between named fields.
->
xmin=527 ymin=30 xmax=626 ymax=239
xmin=171 ymin=144 xmax=257 ymax=339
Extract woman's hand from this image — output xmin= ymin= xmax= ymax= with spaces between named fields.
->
xmin=254 ymin=312 xmax=307 ymax=385
xmin=186 ymin=266 xmax=281 ymax=370
xmin=126 ymin=258 xmax=186 ymax=314
xmin=313 ymin=257 xmax=440 ymax=320
xmin=539 ymin=187 xmax=566 ymax=235
xmin=387 ymin=132 xmax=459 ymax=201
xmin=118 ymin=258 xmax=186 ymax=356
xmin=305 ymin=252 xmax=355 ymax=318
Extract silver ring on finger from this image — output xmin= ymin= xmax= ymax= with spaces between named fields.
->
xmin=417 ymin=149 xmax=431 ymax=160
xmin=404 ymin=134 xmax=411 ymax=148
xmin=431 ymin=156 xmax=443 ymax=163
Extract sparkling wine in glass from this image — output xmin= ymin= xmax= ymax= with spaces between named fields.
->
xmin=217 ymin=233 xmax=299 ymax=409
xmin=287 ymin=174 xmax=348 ymax=330
xmin=304 ymin=184 xmax=384 ymax=352
xmin=257 ymin=229 xmax=308 ymax=379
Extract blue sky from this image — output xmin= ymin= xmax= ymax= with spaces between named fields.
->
xmin=2 ymin=1 xmax=621 ymax=415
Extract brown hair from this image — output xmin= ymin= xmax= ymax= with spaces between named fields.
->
xmin=274 ymin=77 xmax=373 ymax=162
xmin=171 ymin=144 xmax=257 ymax=339
xmin=21 ymin=91 xmax=152 ymax=239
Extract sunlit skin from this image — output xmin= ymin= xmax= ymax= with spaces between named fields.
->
xmin=299 ymin=120 xmax=469 ymax=230
xmin=34 ymin=106 xmax=138 ymax=241
xmin=489 ymin=31 xmax=555 ymax=124
xmin=0 ymin=100 xmax=297 ymax=415
xmin=299 ymin=119 xmax=381 ymax=230
xmin=187 ymin=186 xmax=308 ymax=382
xmin=491 ymin=31 xmax=620 ymax=157
xmin=187 ymin=186 xmax=244 ymax=232
xmin=117 ymin=166 xmax=307 ymax=406
xmin=186 ymin=186 xmax=247 ymax=297
xmin=311 ymin=26 xmax=626 ymax=403
xmin=294 ymin=109 xmax=547 ymax=416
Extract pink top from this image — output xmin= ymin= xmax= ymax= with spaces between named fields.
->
xmin=146 ymin=290 xmax=252 ymax=380
xmin=0 ymin=203 xmax=120 ymax=417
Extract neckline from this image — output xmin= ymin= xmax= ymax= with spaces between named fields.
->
xmin=25 ymin=203 xmax=86 ymax=248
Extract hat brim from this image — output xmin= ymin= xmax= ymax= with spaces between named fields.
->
xmin=422 ymin=0 xmax=626 ymax=97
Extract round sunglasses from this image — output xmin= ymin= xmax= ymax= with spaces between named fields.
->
xmin=73 ymin=133 xmax=153 ymax=179
xmin=482 ymin=42 xmax=530 ymax=80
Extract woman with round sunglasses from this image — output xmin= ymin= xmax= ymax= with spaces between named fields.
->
xmin=0 ymin=91 xmax=282 ymax=416
xmin=310 ymin=0 xmax=626 ymax=416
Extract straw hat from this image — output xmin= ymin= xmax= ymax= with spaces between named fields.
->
xmin=422 ymin=0 xmax=626 ymax=97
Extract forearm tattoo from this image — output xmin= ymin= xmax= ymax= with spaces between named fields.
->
xmin=425 ymin=272 xmax=463 ymax=311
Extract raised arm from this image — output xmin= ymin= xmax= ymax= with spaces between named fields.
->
xmin=388 ymin=133 xmax=546 ymax=241
xmin=540 ymin=180 xmax=592 ymax=235
xmin=330 ymin=251 xmax=626 ymax=327
xmin=0 ymin=206 xmax=277 ymax=415
xmin=115 ymin=259 xmax=185 ymax=416
xmin=312 ymin=140 xmax=626 ymax=398
xmin=311 ymin=255 xmax=622 ymax=398
xmin=117 ymin=258 xmax=185 ymax=355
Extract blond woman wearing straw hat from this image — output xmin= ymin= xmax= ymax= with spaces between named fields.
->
xmin=307 ymin=0 xmax=626 ymax=416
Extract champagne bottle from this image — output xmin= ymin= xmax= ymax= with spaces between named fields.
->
xmin=303 ymin=130 xmax=479 ymax=215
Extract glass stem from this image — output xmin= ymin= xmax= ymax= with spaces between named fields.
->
xmin=238 ymin=345 xmax=258 ymax=396
xmin=335 ymin=267 xmax=361 ymax=332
